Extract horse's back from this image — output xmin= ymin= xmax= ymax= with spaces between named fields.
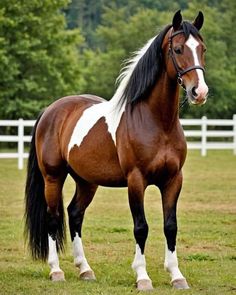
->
xmin=43 ymin=94 xmax=105 ymax=116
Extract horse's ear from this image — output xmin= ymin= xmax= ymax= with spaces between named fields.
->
xmin=193 ymin=11 xmax=204 ymax=31
xmin=172 ymin=10 xmax=182 ymax=31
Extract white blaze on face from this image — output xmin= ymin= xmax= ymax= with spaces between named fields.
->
xmin=185 ymin=35 xmax=208 ymax=98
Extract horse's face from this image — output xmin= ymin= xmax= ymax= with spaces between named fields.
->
xmin=164 ymin=11 xmax=208 ymax=105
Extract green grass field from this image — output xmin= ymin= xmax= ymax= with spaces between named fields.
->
xmin=0 ymin=151 xmax=235 ymax=295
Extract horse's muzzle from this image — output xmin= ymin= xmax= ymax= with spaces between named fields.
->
xmin=187 ymin=85 xmax=208 ymax=105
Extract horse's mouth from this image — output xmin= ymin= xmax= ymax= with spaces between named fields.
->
xmin=187 ymin=92 xmax=208 ymax=106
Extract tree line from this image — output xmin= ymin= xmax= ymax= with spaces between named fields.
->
xmin=0 ymin=0 xmax=235 ymax=119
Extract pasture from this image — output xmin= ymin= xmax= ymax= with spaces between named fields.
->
xmin=0 ymin=151 xmax=235 ymax=294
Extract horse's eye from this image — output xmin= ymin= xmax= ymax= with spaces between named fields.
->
xmin=203 ymin=47 xmax=207 ymax=53
xmin=174 ymin=47 xmax=182 ymax=55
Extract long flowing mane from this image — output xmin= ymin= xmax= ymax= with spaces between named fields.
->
xmin=112 ymin=21 xmax=202 ymax=107
xmin=119 ymin=24 xmax=171 ymax=105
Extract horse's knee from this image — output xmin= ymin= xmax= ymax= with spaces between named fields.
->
xmin=164 ymin=222 xmax=177 ymax=237
xmin=67 ymin=202 xmax=84 ymax=240
xmin=134 ymin=222 xmax=149 ymax=253
xmin=164 ymin=218 xmax=177 ymax=252
xmin=68 ymin=206 xmax=84 ymax=225
xmin=134 ymin=222 xmax=149 ymax=239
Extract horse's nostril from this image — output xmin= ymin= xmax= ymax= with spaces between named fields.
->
xmin=191 ymin=87 xmax=198 ymax=97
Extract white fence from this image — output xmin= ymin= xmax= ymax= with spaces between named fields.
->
xmin=0 ymin=115 xmax=236 ymax=170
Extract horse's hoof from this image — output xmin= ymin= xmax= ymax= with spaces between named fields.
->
xmin=137 ymin=279 xmax=154 ymax=291
xmin=80 ymin=270 xmax=96 ymax=281
xmin=50 ymin=271 xmax=65 ymax=282
xmin=172 ymin=278 xmax=190 ymax=289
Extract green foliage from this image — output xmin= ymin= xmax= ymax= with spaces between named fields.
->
xmin=72 ymin=0 xmax=236 ymax=119
xmin=78 ymin=48 xmax=125 ymax=99
xmin=0 ymin=0 xmax=235 ymax=119
xmin=0 ymin=0 xmax=84 ymax=119
xmin=186 ymin=253 xmax=215 ymax=261
xmin=80 ymin=8 xmax=176 ymax=99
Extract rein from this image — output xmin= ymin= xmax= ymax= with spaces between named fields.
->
xmin=168 ymin=29 xmax=205 ymax=87
xmin=179 ymin=97 xmax=188 ymax=108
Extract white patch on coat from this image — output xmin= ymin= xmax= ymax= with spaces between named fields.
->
xmin=73 ymin=233 xmax=92 ymax=274
xmin=67 ymin=36 xmax=157 ymax=157
xmin=68 ymin=94 xmax=125 ymax=155
xmin=132 ymin=244 xmax=152 ymax=282
xmin=185 ymin=35 xmax=208 ymax=97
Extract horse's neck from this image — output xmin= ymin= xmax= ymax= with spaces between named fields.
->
xmin=147 ymin=73 xmax=180 ymax=131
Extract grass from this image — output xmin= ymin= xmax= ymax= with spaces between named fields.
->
xmin=0 ymin=151 xmax=235 ymax=294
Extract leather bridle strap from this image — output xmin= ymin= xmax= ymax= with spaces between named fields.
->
xmin=168 ymin=29 xmax=205 ymax=86
xmin=179 ymin=65 xmax=205 ymax=76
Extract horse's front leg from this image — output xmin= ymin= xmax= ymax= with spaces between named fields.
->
xmin=160 ymin=171 xmax=189 ymax=289
xmin=128 ymin=169 xmax=153 ymax=291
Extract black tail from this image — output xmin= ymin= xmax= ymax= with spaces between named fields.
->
xmin=24 ymin=114 xmax=66 ymax=261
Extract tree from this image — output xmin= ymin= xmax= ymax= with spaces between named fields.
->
xmin=65 ymin=0 xmax=187 ymax=47
xmin=0 ymin=0 xmax=84 ymax=119
xmin=65 ymin=0 xmax=102 ymax=47
xmin=79 ymin=8 xmax=174 ymax=99
xmin=1 ymin=0 xmax=235 ymax=119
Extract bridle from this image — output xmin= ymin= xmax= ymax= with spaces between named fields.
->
xmin=168 ymin=29 xmax=205 ymax=87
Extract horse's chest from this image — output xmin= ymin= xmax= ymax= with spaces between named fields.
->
xmin=124 ymin=132 xmax=186 ymax=183
xmin=154 ymin=150 xmax=181 ymax=173
xmin=147 ymin=142 xmax=186 ymax=184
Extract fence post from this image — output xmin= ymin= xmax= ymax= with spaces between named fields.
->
xmin=233 ymin=114 xmax=236 ymax=155
xmin=18 ymin=118 xmax=24 ymax=170
xmin=201 ymin=116 xmax=207 ymax=156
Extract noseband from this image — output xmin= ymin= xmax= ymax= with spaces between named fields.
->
xmin=168 ymin=29 xmax=205 ymax=87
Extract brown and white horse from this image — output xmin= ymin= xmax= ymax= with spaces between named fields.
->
xmin=25 ymin=10 xmax=208 ymax=291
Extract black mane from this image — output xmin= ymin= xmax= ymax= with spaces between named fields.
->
xmin=120 ymin=22 xmax=202 ymax=106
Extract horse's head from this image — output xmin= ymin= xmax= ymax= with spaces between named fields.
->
xmin=163 ymin=10 xmax=208 ymax=105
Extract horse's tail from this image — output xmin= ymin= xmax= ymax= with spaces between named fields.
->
xmin=24 ymin=113 xmax=65 ymax=261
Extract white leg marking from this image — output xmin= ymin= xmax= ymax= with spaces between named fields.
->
xmin=132 ymin=244 xmax=151 ymax=282
xmin=73 ymin=233 xmax=92 ymax=274
xmin=164 ymin=243 xmax=185 ymax=282
xmin=48 ymin=236 xmax=63 ymax=274
xmin=186 ymin=35 xmax=208 ymax=97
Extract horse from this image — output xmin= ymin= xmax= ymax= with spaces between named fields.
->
xmin=25 ymin=10 xmax=208 ymax=291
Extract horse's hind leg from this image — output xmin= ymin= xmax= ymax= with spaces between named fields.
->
xmin=67 ymin=178 xmax=98 ymax=280
xmin=44 ymin=172 xmax=67 ymax=281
